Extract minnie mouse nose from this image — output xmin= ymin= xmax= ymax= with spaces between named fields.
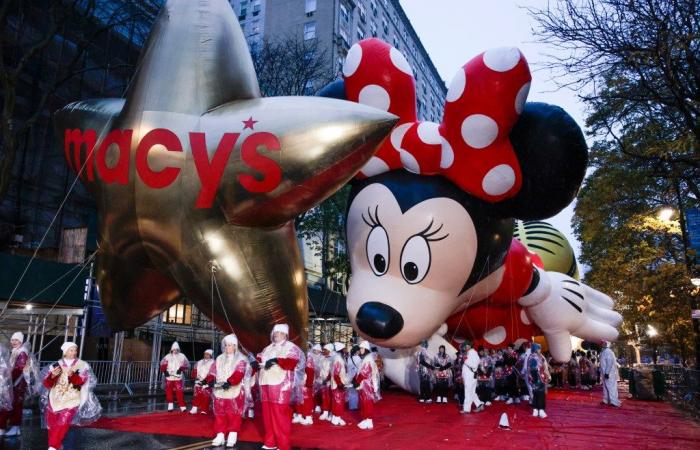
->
xmin=356 ymin=302 xmax=404 ymax=339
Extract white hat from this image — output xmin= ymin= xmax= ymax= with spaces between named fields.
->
xmin=204 ymin=349 xmax=214 ymax=355
xmin=171 ymin=341 xmax=180 ymax=351
xmin=61 ymin=342 xmax=78 ymax=354
xmin=334 ymin=342 xmax=345 ymax=352
xmin=222 ymin=334 xmax=238 ymax=347
xmin=498 ymin=412 xmax=511 ymax=429
xmin=359 ymin=340 xmax=371 ymax=351
xmin=312 ymin=343 xmax=322 ymax=352
xmin=323 ymin=343 xmax=334 ymax=352
xmin=11 ymin=332 xmax=24 ymax=342
xmin=272 ymin=323 xmax=289 ymax=335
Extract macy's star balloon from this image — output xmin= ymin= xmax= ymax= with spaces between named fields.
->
xmin=54 ymin=0 xmax=396 ymax=351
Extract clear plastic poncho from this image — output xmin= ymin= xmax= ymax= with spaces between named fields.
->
xmin=258 ymin=339 xmax=305 ymax=405
xmin=0 ymin=345 xmax=13 ymax=411
xmin=10 ymin=343 xmax=41 ymax=397
xmin=40 ymin=359 xmax=102 ymax=428
xmin=211 ymin=350 xmax=253 ymax=415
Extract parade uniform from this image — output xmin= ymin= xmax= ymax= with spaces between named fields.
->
xmin=354 ymin=341 xmax=380 ymax=430
xmin=461 ymin=347 xmax=484 ymax=413
xmin=329 ymin=342 xmax=349 ymax=425
xmin=453 ymin=350 xmax=466 ymax=406
xmin=0 ymin=345 xmax=13 ymax=436
xmin=600 ymin=345 xmax=621 ymax=407
xmin=190 ymin=350 xmax=214 ymax=414
xmin=42 ymin=342 xmax=101 ymax=450
xmin=432 ymin=352 xmax=453 ymax=403
xmin=293 ymin=352 xmax=316 ymax=425
xmin=258 ymin=324 xmax=303 ymax=450
xmin=0 ymin=332 xmax=34 ymax=437
xmin=476 ymin=354 xmax=494 ymax=404
xmin=159 ymin=342 xmax=189 ymax=411
xmin=416 ymin=346 xmax=433 ymax=403
xmin=503 ymin=349 xmax=519 ymax=403
xmin=526 ymin=347 xmax=550 ymax=418
xmin=319 ymin=344 xmax=334 ymax=420
xmin=208 ymin=334 xmax=249 ymax=448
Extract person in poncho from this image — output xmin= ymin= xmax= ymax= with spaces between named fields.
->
xmin=0 ymin=344 xmax=13 ymax=436
xmin=292 ymin=346 xmax=316 ymax=426
xmin=525 ymin=343 xmax=551 ymax=418
xmin=432 ymin=345 xmax=453 ymax=404
xmin=416 ymin=340 xmax=434 ymax=403
xmin=460 ymin=340 xmax=484 ymax=414
xmin=1 ymin=332 xmax=38 ymax=437
xmin=329 ymin=342 xmax=349 ymax=426
xmin=206 ymin=334 xmax=250 ymax=448
xmin=600 ymin=341 xmax=621 ymax=407
xmin=353 ymin=340 xmax=381 ymax=430
xmin=318 ymin=343 xmax=334 ymax=421
xmin=160 ymin=341 xmax=189 ymax=412
xmin=257 ymin=323 xmax=303 ymax=450
xmin=190 ymin=349 xmax=215 ymax=415
xmin=41 ymin=342 xmax=101 ymax=450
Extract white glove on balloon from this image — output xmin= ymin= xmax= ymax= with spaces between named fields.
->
xmin=519 ymin=268 xmax=622 ymax=362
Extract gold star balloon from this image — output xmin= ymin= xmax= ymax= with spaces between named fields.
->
xmin=54 ymin=0 xmax=396 ymax=351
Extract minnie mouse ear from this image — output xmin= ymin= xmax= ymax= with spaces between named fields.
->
xmin=316 ymin=79 xmax=347 ymax=100
xmin=496 ymin=102 xmax=588 ymax=220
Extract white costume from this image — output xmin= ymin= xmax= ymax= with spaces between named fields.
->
xmin=600 ymin=345 xmax=621 ymax=407
xmin=461 ymin=347 xmax=483 ymax=413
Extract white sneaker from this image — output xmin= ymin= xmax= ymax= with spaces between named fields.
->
xmin=212 ymin=432 xmax=225 ymax=446
xmin=357 ymin=419 xmax=367 ymax=429
xmin=190 ymin=407 xmax=198 ymax=414
xmin=6 ymin=426 xmax=20 ymax=436
xmin=418 ymin=399 xmax=425 ymax=403
xmin=319 ymin=411 xmax=329 ymax=421
xmin=523 ymin=395 xmax=530 ymax=401
xmin=514 ymin=398 xmax=521 ymax=404
xmin=538 ymin=409 xmax=547 ymax=419
xmin=180 ymin=406 xmax=187 ymax=412
xmin=248 ymin=409 xmax=255 ymax=419
xmin=485 ymin=401 xmax=492 ymax=406
xmin=167 ymin=402 xmax=174 ymax=411
xmin=426 ymin=399 xmax=433 ymax=403
xmin=506 ymin=398 xmax=513 ymax=405
xmin=533 ymin=408 xmax=539 ymax=417
xmin=364 ymin=419 xmax=374 ymax=430
xmin=292 ymin=414 xmax=302 ymax=424
xmin=314 ymin=405 xmax=321 ymax=413
xmin=226 ymin=432 xmax=237 ymax=447
xmin=49 ymin=447 xmax=58 ymax=450
xmin=303 ymin=416 xmax=313 ymax=425
xmin=336 ymin=417 xmax=346 ymax=426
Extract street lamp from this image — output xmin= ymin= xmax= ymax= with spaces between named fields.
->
xmin=692 ymin=277 xmax=700 ymax=287
xmin=647 ymin=325 xmax=658 ymax=337
xmin=24 ymin=304 xmax=32 ymax=311
xmin=658 ymin=208 xmax=675 ymax=222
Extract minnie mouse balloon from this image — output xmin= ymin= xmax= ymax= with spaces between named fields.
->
xmin=54 ymin=1 xmax=396 ymax=352
xmin=335 ymin=39 xmax=621 ymax=362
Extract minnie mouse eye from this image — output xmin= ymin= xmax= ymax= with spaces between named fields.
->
xmin=400 ymin=235 xmax=431 ymax=284
xmin=366 ymin=226 xmax=390 ymax=276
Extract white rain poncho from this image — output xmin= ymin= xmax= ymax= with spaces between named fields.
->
xmin=40 ymin=358 xmax=102 ymax=427
xmin=10 ymin=342 xmax=40 ymax=397
xmin=0 ymin=345 xmax=13 ymax=411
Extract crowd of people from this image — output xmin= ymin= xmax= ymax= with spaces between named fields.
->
xmin=1 ymin=327 xmax=622 ymax=450
xmin=416 ymin=339 xmax=621 ymax=419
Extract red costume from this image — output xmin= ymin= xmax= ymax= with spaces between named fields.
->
xmin=0 ymin=344 xmax=28 ymax=434
xmin=293 ymin=354 xmax=315 ymax=424
xmin=159 ymin=342 xmax=189 ymax=411
xmin=208 ymin=354 xmax=248 ymax=436
xmin=258 ymin=324 xmax=302 ymax=450
xmin=42 ymin=346 xmax=101 ymax=450
xmin=190 ymin=352 xmax=214 ymax=414
xmin=354 ymin=344 xmax=381 ymax=429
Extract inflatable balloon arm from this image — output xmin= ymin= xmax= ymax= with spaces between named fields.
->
xmin=519 ymin=268 xmax=622 ymax=362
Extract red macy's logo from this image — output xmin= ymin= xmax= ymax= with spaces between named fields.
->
xmin=64 ymin=127 xmax=282 ymax=209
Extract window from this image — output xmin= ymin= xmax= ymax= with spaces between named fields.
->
xmin=371 ymin=0 xmax=378 ymax=15
xmin=251 ymin=19 xmax=260 ymax=34
xmin=358 ymin=4 xmax=366 ymax=23
xmin=304 ymin=49 xmax=315 ymax=61
xmin=58 ymin=227 xmax=87 ymax=264
xmin=392 ymin=35 xmax=399 ymax=49
xmin=304 ymin=21 xmax=316 ymax=40
xmin=357 ymin=27 xmax=365 ymax=41
xmin=340 ymin=4 xmax=348 ymax=23
xmin=382 ymin=17 xmax=389 ymax=34
xmin=252 ymin=0 xmax=261 ymax=16
xmin=305 ymin=0 xmax=317 ymax=14
xmin=337 ymin=56 xmax=344 ymax=73
xmin=370 ymin=22 xmax=377 ymax=37
xmin=163 ymin=301 xmax=192 ymax=325
xmin=339 ymin=28 xmax=349 ymax=45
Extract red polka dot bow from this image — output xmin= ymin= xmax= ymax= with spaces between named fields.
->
xmin=343 ymin=38 xmax=532 ymax=202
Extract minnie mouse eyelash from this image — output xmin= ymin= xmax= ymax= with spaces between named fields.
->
xmin=361 ymin=205 xmax=383 ymax=228
xmin=416 ymin=218 xmax=449 ymax=242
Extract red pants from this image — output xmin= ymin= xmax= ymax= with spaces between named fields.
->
xmin=262 ymin=401 xmax=292 ymax=450
xmin=321 ymin=387 xmax=331 ymax=412
xmin=0 ymin=383 xmax=26 ymax=429
xmin=192 ymin=385 xmax=211 ymax=412
xmin=331 ymin=388 xmax=345 ymax=417
xmin=359 ymin=390 xmax=374 ymax=420
xmin=165 ymin=379 xmax=185 ymax=407
xmin=46 ymin=404 xmax=78 ymax=449
xmin=294 ymin=388 xmax=313 ymax=417
xmin=213 ymin=395 xmax=244 ymax=434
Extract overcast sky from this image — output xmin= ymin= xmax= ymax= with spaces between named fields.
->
xmin=399 ymin=0 xmax=587 ymax=260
